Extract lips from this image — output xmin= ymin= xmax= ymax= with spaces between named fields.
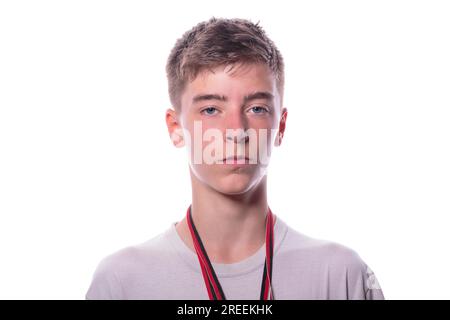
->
xmin=222 ymin=156 xmax=249 ymax=161
xmin=220 ymin=155 xmax=254 ymax=165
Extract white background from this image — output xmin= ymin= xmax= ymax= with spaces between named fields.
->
xmin=0 ymin=0 xmax=449 ymax=299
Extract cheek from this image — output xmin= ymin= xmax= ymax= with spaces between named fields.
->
xmin=255 ymin=129 xmax=275 ymax=161
xmin=183 ymin=122 xmax=222 ymax=164
xmin=253 ymin=120 xmax=278 ymax=144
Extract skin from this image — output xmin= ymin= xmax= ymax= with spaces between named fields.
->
xmin=165 ymin=62 xmax=287 ymax=264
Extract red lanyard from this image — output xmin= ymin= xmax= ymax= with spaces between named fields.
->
xmin=186 ymin=205 xmax=274 ymax=300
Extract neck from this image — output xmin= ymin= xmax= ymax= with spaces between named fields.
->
xmin=176 ymin=170 xmax=275 ymax=264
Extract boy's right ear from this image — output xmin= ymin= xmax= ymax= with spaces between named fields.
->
xmin=165 ymin=108 xmax=185 ymax=148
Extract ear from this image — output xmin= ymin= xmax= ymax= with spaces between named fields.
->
xmin=165 ymin=108 xmax=185 ymax=148
xmin=274 ymin=108 xmax=288 ymax=147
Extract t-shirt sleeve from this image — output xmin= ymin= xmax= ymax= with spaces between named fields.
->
xmin=85 ymin=257 xmax=123 ymax=300
xmin=326 ymin=243 xmax=385 ymax=300
xmin=363 ymin=264 xmax=385 ymax=300
xmin=341 ymin=249 xmax=385 ymax=300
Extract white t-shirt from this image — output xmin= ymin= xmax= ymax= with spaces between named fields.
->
xmin=86 ymin=216 xmax=384 ymax=299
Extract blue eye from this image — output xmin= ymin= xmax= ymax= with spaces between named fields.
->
xmin=250 ymin=106 xmax=268 ymax=114
xmin=201 ymin=107 xmax=218 ymax=115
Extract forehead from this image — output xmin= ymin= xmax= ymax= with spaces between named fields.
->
xmin=181 ymin=62 xmax=277 ymax=107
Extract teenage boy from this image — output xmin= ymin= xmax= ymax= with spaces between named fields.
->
xmin=86 ymin=17 xmax=384 ymax=300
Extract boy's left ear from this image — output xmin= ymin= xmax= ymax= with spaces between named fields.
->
xmin=275 ymin=108 xmax=288 ymax=147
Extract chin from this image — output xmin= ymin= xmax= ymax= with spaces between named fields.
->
xmin=190 ymin=163 xmax=266 ymax=196
xmin=212 ymin=173 xmax=261 ymax=195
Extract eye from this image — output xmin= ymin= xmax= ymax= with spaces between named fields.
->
xmin=249 ymin=106 xmax=269 ymax=114
xmin=201 ymin=106 xmax=219 ymax=116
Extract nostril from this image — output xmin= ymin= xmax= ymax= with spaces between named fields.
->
xmin=225 ymin=128 xmax=249 ymax=143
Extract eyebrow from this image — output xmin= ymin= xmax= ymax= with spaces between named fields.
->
xmin=192 ymin=94 xmax=227 ymax=104
xmin=192 ymin=91 xmax=274 ymax=105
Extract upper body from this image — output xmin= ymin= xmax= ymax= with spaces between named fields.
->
xmin=86 ymin=214 xmax=384 ymax=300
xmin=86 ymin=18 xmax=384 ymax=300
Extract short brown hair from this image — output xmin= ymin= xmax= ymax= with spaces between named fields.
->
xmin=166 ymin=17 xmax=285 ymax=111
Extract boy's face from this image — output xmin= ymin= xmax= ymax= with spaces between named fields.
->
xmin=166 ymin=62 xmax=287 ymax=195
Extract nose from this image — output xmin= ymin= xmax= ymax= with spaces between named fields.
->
xmin=226 ymin=129 xmax=249 ymax=144
xmin=224 ymin=110 xmax=249 ymax=144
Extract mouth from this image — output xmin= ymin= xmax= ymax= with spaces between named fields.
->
xmin=220 ymin=156 xmax=253 ymax=165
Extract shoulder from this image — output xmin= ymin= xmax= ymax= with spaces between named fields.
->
xmin=85 ymin=227 xmax=173 ymax=299
xmin=283 ymin=224 xmax=365 ymax=269
xmin=280 ymin=223 xmax=384 ymax=299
